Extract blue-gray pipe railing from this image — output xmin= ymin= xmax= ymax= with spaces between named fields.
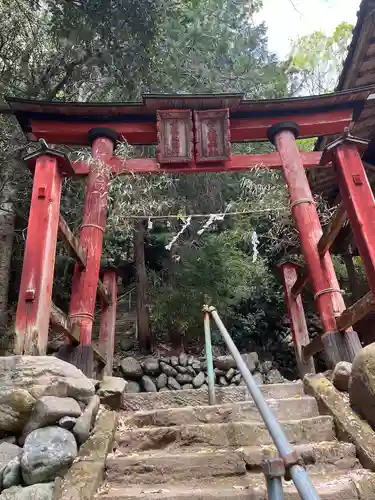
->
xmin=203 ymin=305 xmax=320 ymax=500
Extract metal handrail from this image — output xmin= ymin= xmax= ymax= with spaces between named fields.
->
xmin=203 ymin=305 xmax=320 ymax=500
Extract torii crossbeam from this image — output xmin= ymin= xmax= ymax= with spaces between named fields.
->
xmin=4 ymin=86 xmax=375 ymax=377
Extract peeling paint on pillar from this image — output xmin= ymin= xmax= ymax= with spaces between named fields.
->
xmin=15 ymin=155 xmax=62 ymax=355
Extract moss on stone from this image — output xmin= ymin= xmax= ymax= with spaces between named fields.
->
xmin=304 ymin=374 xmax=375 ymax=471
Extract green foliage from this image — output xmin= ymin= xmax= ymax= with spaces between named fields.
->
xmin=149 ymin=227 xmax=283 ymax=345
xmin=288 ymin=22 xmax=353 ymax=95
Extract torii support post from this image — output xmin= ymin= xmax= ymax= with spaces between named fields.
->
xmin=332 ymin=141 xmax=375 ymax=300
xmin=15 ymin=154 xmax=62 ymax=355
xmin=278 ymin=262 xmax=315 ymax=377
xmin=268 ymin=123 xmax=361 ymax=366
xmin=69 ymin=128 xmax=117 ymax=377
xmin=99 ymin=269 xmax=118 ymax=376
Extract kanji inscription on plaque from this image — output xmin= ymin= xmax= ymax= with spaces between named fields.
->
xmin=157 ymin=110 xmax=193 ymax=163
xmin=194 ymin=109 xmax=231 ymax=162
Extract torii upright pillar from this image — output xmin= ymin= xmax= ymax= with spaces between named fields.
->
xmin=69 ymin=128 xmax=117 ymax=377
xmin=268 ymin=122 xmax=361 ymax=366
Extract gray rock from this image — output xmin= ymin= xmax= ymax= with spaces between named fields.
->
xmin=120 ymin=357 xmax=143 ymax=379
xmin=182 ymin=384 xmax=193 ymax=390
xmin=97 ymin=376 xmax=126 ymax=409
xmin=253 ymin=372 xmax=264 ymax=385
xmin=218 ymin=376 xmax=228 ymax=387
xmin=260 ymin=361 xmax=273 ymax=374
xmin=186 ymin=366 xmax=196 ymax=377
xmin=160 ymin=362 xmax=178 ymax=377
xmin=72 ymin=395 xmax=100 ymax=445
xmin=167 ymin=377 xmax=181 ymax=391
xmin=267 ymin=369 xmax=284 ymax=384
xmin=241 ymin=352 xmax=258 ymax=373
xmin=58 ymin=416 xmax=77 ymax=430
xmin=124 ymin=381 xmax=141 ymax=393
xmin=192 ymin=361 xmax=201 ymax=372
xmin=170 ymin=356 xmax=179 ymax=367
xmin=89 ymin=379 xmax=100 ymax=390
xmin=350 ymin=344 xmax=375 ymax=428
xmin=142 ymin=358 xmax=160 ymax=376
xmin=119 ymin=338 xmax=135 ymax=352
xmin=176 ymin=373 xmax=193 ymax=384
xmin=179 ymin=353 xmax=188 ymax=367
xmin=214 ymin=356 xmax=236 ymax=371
xmin=156 ymin=373 xmax=167 ymax=390
xmin=226 ymin=368 xmax=235 ymax=381
xmin=187 ymin=355 xmax=195 ymax=366
xmin=21 ymin=427 xmax=77 ymax=485
xmin=160 ymin=357 xmax=170 ymax=365
xmin=0 ymin=483 xmax=54 ymax=500
xmin=233 ymin=373 xmax=242 ymax=385
xmin=332 ymin=361 xmax=352 ymax=392
xmin=2 ymin=455 xmax=22 ymax=489
xmin=21 ymin=396 xmax=82 ymax=444
xmin=192 ymin=372 xmax=205 ymax=389
xmin=200 ymin=360 xmax=208 ymax=371
xmin=0 ymin=356 xmax=94 ymax=433
xmin=176 ymin=366 xmax=188 ymax=374
xmin=0 ymin=442 xmax=21 ymax=487
xmin=142 ymin=376 xmax=157 ymax=393
xmin=0 ymin=437 xmax=16 ymax=445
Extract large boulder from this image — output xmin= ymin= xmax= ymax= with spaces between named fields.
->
xmin=0 ymin=442 xmax=22 ymax=488
xmin=333 ymin=361 xmax=352 ymax=392
xmin=142 ymin=359 xmax=160 ymax=376
xmin=72 ymin=395 xmax=100 ymax=445
xmin=120 ymin=357 xmax=143 ymax=379
xmin=241 ymin=352 xmax=258 ymax=373
xmin=0 ymin=357 xmax=94 ymax=428
xmin=21 ymin=427 xmax=77 ymax=485
xmin=21 ymin=396 xmax=82 ymax=443
xmin=350 ymin=343 xmax=375 ymax=428
xmin=0 ymin=483 xmax=54 ymax=500
xmin=141 ymin=376 xmax=157 ymax=393
xmin=124 ymin=381 xmax=141 ymax=393
xmin=160 ymin=362 xmax=178 ymax=378
xmin=97 ymin=377 xmax=126 ymax=410
xmin=2 ymin=455 xmax=22 ymax=489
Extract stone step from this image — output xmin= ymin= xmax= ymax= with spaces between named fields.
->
xmin=123 ymin=396 xmax=319 ymax=427
xmin=116 ymin=416 xmax=335 ymax=452
xmin=122 ymin=382 xmax=305 ymax=411
xmin=106 ymin=441 xmax=357 ymax=484
xmin=100 ymin=469 xmax=375 ymax=500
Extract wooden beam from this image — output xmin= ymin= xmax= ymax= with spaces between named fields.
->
xmin=336 ymin=291 xmax=375 ymax=331
xmin=302 ymin=335 xmax=324 ymax=362
xmin=50 ymin=302 xmax=106 ymax=364
xmin=72 ymin=152 xmax=324 ymax=176
xmin=97 ymin=279 xmax=111 ymax=307
xmin=317 ymin=203 xmax=347 ymax=256
xmin=15 ymin=155 xmax=62 ymax=355
xmin=58 ymin=215 xmax=87 ymax=268
xmin=278 ymin=263 xmax=315 ymax=376
xmin=99 ymin=270 xmax=118 ymax=376
xmin=291 ymin=269 xmax=309 ymax=297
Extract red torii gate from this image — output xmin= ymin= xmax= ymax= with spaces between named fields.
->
xmin=5 ymin=87 xmax=375 ymax=378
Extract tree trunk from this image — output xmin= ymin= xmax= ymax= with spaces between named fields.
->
xmin=0 ymin=160 xmax=17 ymax=349
xmin=134 ymin=221 xmax=152 ymax=353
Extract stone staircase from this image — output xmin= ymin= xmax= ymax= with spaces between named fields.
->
xmin=100 ymin=382 xmax=374 ymax=500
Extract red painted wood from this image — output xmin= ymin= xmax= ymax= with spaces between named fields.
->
xmin=15 ymin=155 xmax=62 ymax=355
xmin=28 ymin=107 xmax=352 ymax=146
xmin=69 ymin=136 xmax=114 ymax=345
xmin=194 ymin=109 xmax=231 ymax=162
xmin=73 ymin=151 xmax=323 ymax=176
xmin=278 ymin=263 xmax=315 ymax=377
xmin=274 ymin=129 xmax=362 ymax=364
xmin=99 ymin=270 xmax=118 ymax=375
xmin=334 ymin=143 xmax=375 ymax=298
xmin=157 ymin=110 xmax=193 ymax=163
